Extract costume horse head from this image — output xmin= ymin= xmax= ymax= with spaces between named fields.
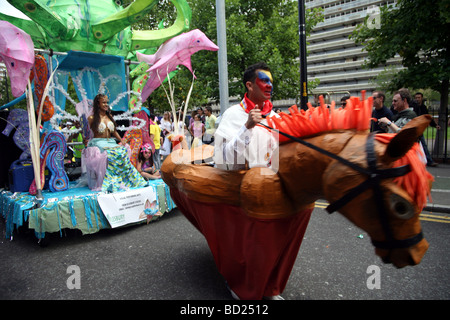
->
xmin=161 ymin=95 xmax=433 ymax=298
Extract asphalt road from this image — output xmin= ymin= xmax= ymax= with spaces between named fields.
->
xmin=1 ymin=203 xmax=448 ymax=301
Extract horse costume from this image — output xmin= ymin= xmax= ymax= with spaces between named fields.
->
xmin=161 ymin=97 xmax=432 ymax=300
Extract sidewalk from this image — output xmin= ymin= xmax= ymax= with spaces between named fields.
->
xmin=424 ymin=163 xmax=450 ymax=213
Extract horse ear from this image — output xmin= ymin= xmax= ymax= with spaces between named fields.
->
xmin=381 ymin=115 xmax=431 ymax=163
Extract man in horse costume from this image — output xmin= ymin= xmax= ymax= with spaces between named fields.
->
xmin=161 ymin=63 xmax=432 ymax=300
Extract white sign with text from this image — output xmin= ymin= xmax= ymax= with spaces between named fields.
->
xmin=98 ymin=186 xmax=157 ymax=228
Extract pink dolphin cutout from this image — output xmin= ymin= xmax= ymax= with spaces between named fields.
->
xmin=0 ymin=21 xmax=35 ymax=97
xmin=136 ymin=29 xmax=219 ymax=101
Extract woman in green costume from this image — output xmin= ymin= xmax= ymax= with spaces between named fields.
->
xmin=85 ymin=94 xmax=147 ymax=192
xmin=87 ymin=94 xmax=125 ymax=151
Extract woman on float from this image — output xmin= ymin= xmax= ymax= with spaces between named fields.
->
xmin=84 ymin=93 xmax=147 ymax=191
xmin=87 ymin=94 xmax=125 ymax=150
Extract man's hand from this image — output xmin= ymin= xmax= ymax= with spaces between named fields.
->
xmin=245 ymin=107 xmax=262 ymax=129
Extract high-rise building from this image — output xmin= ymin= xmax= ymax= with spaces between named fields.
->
xmin=305 ymin=0 xmax=402 ymax=103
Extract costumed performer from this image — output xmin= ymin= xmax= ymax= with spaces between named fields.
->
xmin=87 ymin=94 xmax=125 ymax=150
xmin=213 ymin=62 xmax=307 ymax=300
xmin=213 ymin=62 xmax=278 ymax=171
xmin=84 ymin=94 xmax=147 ymax=192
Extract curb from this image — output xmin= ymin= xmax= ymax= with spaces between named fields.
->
xmin=423 ymin=204 xmax=450 ymax=214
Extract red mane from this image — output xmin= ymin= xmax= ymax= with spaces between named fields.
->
xmin=375 ymin=134 xmax=433 ymax=210
xmin=266 ymin=91 xmax=373 ymax=143
xmin=266 ymin=91 xmax=433 ymax=210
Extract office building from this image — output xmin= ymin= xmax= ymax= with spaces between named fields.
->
xmin=305 ymin=0 xmax=402 ymax=103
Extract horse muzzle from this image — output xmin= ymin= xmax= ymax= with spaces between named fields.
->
xmin=375 ymin=238 xmax=429 ymax=268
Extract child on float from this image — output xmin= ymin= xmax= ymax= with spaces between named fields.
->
xmin=136 ymin=143 xmax=161 ymax=180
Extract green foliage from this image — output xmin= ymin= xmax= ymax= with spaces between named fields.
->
xmin=133 ymin=0 xmax=324 ymax=113
xmin=350 ymin=0 xmax=450 ymax=93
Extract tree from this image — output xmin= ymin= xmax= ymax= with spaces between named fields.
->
xmin=351 ymin=0 xmax=450 ymax=156
xmin=130 ymin=0 xmax=323 ymax=112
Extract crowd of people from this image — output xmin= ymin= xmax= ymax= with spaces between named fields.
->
xmin=61 ymin=98 xmax=218 ymax=183
xmin=335 ymin=88 xmax=439 ymax=167
xmin=58 ymin=61 xmax=439 ymax=188
xmin=370 ymin=88 xmax=439 ymax=167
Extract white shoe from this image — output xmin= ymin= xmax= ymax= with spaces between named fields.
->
xmin=263 ymin=295 xmax=284 ymax=300
xmin=225 ymin=282 xmax=240 ymax=300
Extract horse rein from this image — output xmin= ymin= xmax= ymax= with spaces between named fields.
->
xmin=259 ymin=123 xmax=424 ymax=250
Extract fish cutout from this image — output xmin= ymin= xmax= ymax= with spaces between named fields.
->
xmin=139 ymin=199 xmax=163 ymax=224
xmin=136 ymin=29 xmax=219 ymax=101
xmin=0 ymin=21 xmax=35 ymax=97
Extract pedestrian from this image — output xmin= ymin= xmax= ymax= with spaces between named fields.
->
xmin=378 ymin=88 xmax=417 ymax=133
xmin=203 ymin=106 xmax=217 ymax=144
xmin=414 ymin=92 xmax=439 ymax=167
xmin=340 ymin=95 xmax=350 ymax=108
xmin=370 ymin=91 xmax=394 ymax=132
xmin=149 ymin=114 xmax=162 ymax=170
xmin=160 ymin=111 xmax=173 ymax=162
xmin=196 ymin=107 xmax=205 ymax=123
xmin=189 ymin=114 xmax=205 ymax=148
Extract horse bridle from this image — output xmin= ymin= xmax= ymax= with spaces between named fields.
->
xmin=260 ymin=123 xmax=424 ymax=250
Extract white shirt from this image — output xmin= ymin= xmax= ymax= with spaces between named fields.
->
xmin=213 ymin=103 xmax=278 ymax=170
xmin=159 ymin=119 xmax=172 ymax=133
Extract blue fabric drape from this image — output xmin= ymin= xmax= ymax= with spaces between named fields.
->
xmin=56 ymin=51 xmax=127 ymax=111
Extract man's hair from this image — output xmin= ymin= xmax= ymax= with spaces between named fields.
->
xmin=340 ymin=95 xmax=350 ymax=102
xmin=374 ymin=91 xmax=385 ymax=102
xmin=243 ymin=62 xmax=271 ymax=92
xmin=415 ymin=92 xmax=423 ymax=97
xmin=395 ymin=88 xmax=411 ymax=104
xmin=205 ymin=106 xmax=212 ymax=113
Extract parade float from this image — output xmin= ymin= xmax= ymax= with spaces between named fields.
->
xmin=0 ymin=0 xmax=218 ymax=242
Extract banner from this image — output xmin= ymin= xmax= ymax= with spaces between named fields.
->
xmin=98 ymin=186 xmax=157 ymax=228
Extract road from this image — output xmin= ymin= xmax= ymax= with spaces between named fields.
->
xmin=1 ymin=203 xmax=448 ymax=301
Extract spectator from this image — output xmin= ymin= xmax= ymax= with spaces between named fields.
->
xmin=414 ymin=92 xmax=438 ymax=167
xmin=203 ymin=106 xmax=216 ymax=144
xmin=371 ymin=91 xmax=394 ymax=132
xmin=378 ymin=88 xmax=417 ymax=133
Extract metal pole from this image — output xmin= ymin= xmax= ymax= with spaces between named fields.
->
xmin=298 ymin=0 xmax=308 ymax=110
xmin=216 ymin=0 xmax=229 ymax=113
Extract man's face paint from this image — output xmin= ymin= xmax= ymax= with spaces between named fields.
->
xmin=255 ymin=70 xmax=273 ymax=99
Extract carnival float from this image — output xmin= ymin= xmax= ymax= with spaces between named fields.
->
xmin=0 ymin=0 xmax=218 ymax=242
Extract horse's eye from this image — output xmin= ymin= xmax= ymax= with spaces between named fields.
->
xmin=389 ymin=193 xmax=415 ymax=219
xmin=11 ymin=62 xmax=15 ymax=67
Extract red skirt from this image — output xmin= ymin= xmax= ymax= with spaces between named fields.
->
xmin=170 ymin=188 xmax=313 ymax=300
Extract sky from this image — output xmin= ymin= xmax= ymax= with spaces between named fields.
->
xmin=0 ymin=0 xmax=30 ymax=20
